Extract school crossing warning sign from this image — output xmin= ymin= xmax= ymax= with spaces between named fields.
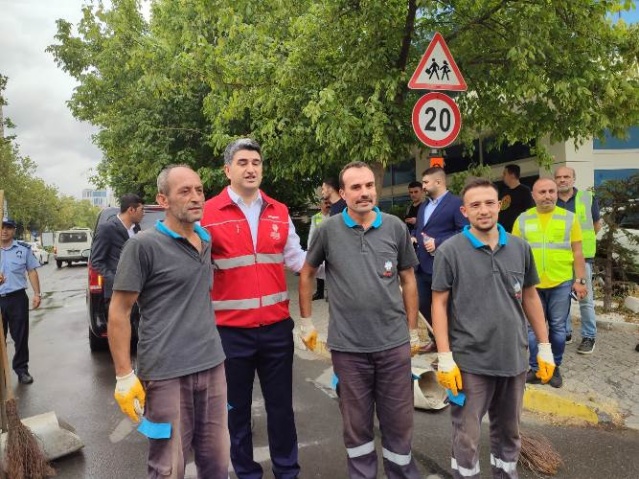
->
xmin=408 ymin=32 xmax=467 ymax=91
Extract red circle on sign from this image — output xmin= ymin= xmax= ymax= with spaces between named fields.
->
xmin=411 ymin=92 xmax=461 ymax=148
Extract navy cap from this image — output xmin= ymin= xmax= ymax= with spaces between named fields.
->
xmin=2 ymin=218 xmax=17 ymax=228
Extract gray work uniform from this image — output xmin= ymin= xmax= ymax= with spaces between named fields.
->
xmin=306 ymin=207 xmax=420 ymax=479
xmin=432 ymin=225 xmax=539 ymax=479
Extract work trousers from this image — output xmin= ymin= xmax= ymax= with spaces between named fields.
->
xmin=0 ymin=289 xmax=30 ymax=374
xmin=142 ymin=363 xmax=230 ymax=479
xmin=331 ymin=343 xmax=420 ymax=479
xmin=415 ymin=271 xmax=435 ymax=341
xmin=218 ymin=318 xmax=299 ymax=479
xmin=450 ymin=371 xmax=526 ymax=479
xmin=565 ymin=261 xmax=597 ymax=339
xmin=528 ymin=281 xmax=571 ymax=369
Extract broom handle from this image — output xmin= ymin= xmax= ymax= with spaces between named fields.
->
xmin=0 ymin=190 xmax=14 ymax=402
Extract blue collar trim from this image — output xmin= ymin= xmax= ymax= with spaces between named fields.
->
xmin=462 ymin=224 xmax=508 ymax=248
xmin=155 ymin=220 xmax=210 ymax=241
xmin=342 ymin=206 xmax=383 ymax=228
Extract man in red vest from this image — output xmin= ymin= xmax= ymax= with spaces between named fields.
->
xmin=202 ymin=138 xmax=307 ymax=479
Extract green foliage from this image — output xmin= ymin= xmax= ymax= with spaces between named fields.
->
xmin=47 ymin=0 xmax=639 ymax=200
xmin=448 ymin=164 xmax=494 ymax=196
xmin=594 ymin=173 xmax=639 ymax=311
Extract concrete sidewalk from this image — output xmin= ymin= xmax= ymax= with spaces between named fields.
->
xmin=288 ymin=272 xmax=639 ymax=430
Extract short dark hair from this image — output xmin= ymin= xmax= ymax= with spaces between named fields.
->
xmin=119 ymin=194 xmax=143 ymax=213
xmin=339 ymin=161 xmax=373 ymax=189
xmin=408 ymin=181 xmax=422 ymax=189
xmin=460 ymin=177 xmax=498 ymax=200
xmin=224 ymin=138 xmax=261 ymax=166
xmin=504 ymin=164 xmax=521 ymax=179
xmin=322 ymin=177 xmax=339 ymax=192
xmin=421 ymin=166 xmax=446 ymax=178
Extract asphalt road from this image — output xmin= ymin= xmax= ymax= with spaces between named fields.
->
xmin=7 ymin=260 xmax=639 ymax=478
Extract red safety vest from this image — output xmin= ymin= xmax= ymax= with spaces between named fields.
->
xmin=202 ymin=188 xmax=290 ymax=327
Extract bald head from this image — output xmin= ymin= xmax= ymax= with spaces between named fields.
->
xmin=554 ymin=166 xmax=576 ymax=194
xmin=532 ymin=178 xmax=558 ymax=213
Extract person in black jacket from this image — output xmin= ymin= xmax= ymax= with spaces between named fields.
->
xmin=91 ymin=194 xmax=144 ymax=303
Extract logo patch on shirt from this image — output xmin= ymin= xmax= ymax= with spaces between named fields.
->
xmin=270 ymin=224 xmax=281 ymax=241
xmin=383 ymin=260 xmax=393 ymax=277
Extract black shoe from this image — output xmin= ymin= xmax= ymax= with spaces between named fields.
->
xmin=549 ymin=367 xmax=563 ymax=388
xmin=526 ymin=369 xmax=541 ymax=384
xmin=636 ymin=343 xmax=639 ymax=352
xmin=577 ymin=337 xmax=595 ymax=355
xmin=312 ymin=292 xmax=324 ymax=301
xmin=565 ymin=334 xmax=573 ymax=344
xmin=18 ymin=372 xmax=33 ymax=385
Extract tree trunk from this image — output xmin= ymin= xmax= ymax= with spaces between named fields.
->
xmin=370 ymin=161 xmax=385 ymax=205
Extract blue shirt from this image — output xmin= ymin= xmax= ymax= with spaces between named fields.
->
xmin=0 ymin=241 xmax=41 ymax=294
xmin=423 ymin=191 xmax=449 ymax=225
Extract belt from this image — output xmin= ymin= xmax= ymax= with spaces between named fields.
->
xmin=0 ymin=289 xmax=26 ymax=298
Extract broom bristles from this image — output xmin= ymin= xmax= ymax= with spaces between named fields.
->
xmin=519 ymin=430 xmax=563 ymax=476
xmin=5 ymin=399 xmax=55 ymax=479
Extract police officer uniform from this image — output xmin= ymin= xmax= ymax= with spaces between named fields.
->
xmin=0 ymin=218 xmax=42 ymax=384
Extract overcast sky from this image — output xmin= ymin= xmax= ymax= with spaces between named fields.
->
xmin=1 ymin=1 xmax=637 ymax=198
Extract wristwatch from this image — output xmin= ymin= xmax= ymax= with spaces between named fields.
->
xmin=575 ymin=278 xmax=586 ymax=285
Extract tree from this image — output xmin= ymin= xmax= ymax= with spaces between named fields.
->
xmin=49 ymin=0 xmax=639 ymax=198
xmin=594 ymin=174 xmax=639 ymax=311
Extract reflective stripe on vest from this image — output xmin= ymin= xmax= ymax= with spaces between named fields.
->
xmin=382 ymin=447 xmax=412 ymax=466
xmin=215 ymin=253 xmax=284 ymax=270
xmin=575 ymin=191 xmax=596 ymax=258
xmin=451 ymin=457 xmax=480 ymax=477
xmin=213 ymin=291 xmax=289 ymax=311
xmin=490 ymin=454 xmax=517 ymax=473
xmin=518 ymin=207 xmax=574 ymax=283
xmin=346 ymin=441 xmax=375 ymax=458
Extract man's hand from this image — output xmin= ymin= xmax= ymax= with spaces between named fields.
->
xmin=436 ymin=352 xmax=463 ymax=396
xmin=298 ymin=317 xmax=318 ymax=351
xmin=409 ymin=329 xmax=420 ymax=357
xmin=32 ymin=295 xmax=42 ymax=309
xmin=536 ymin=343 xmax=556 ymax=384
xmin=114 ymin=371 xmax=145 ymax=422
xmin=405 ymin=217 xmax=416 ymax=225
xmin=573 ymin=282 xmax=587 ymax=300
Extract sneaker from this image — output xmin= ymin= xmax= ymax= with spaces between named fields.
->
xmin=565 ymin=334 xmax=573 ymax=344
xmin=18 ymin=372 xmax=34 ymax=385
xmin=526 ymin=369 xmax=541 ymax=384
xmin=577 ymin=337 xmax=595 ymax=355
xmin=636 ymin=343 xmax=639 ymax=352
xmin=549 ymin=367 xmax=563 ymax=388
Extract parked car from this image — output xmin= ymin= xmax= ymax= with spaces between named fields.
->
xmin=86 ymin=205 xmax=165 ymax=351
xmin=26 ymin=242 xmax=49 ymax=265
xmin=54 ymin=227 xmax=93 ymax=268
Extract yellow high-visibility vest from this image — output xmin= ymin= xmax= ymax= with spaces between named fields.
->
xmin=575 ymin=191 xmax=596 ymax=259
xmin=518 ymin=207 xmax=575 ymax=283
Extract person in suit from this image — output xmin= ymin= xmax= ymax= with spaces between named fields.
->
xmin=91 ymin=194 xmax=144 ymax=304
xmin=414 ymin=167 xmax=467 ymax=352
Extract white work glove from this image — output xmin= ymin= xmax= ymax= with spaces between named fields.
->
xmin=536 ymin=343 xmax=556 ymax=384
xmin=297 ymin=317 xmax=318 ymax=351
xmin=114 ymin=370 xmax=145 ymax=423
xmin=436 ymin=351 xmax=463 ymax=396
xmin=409 ymin=329 xmax=420 ymax=357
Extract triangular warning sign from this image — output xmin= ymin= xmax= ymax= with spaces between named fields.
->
xmin=408 ymin=32 xmax=467 ymax=91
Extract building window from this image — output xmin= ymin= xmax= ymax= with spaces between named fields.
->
xmin=593 ymin=127 xmax=639 ymax=150
xmin=383 ymin=159 xmax=416 ymax=187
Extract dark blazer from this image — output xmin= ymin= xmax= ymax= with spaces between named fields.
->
xmin=414 ymin=192 xmax=468 ymax=275
xmin=91 ymin=216 xmax=139 ymax=298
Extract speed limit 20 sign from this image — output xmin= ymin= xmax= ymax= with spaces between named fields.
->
xmin=411 ymin=92 xmax=461 ymax=148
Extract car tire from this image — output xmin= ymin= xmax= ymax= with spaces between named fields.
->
xmin=56 ymin=260 xmax=63 ymax=268
xmin=89 ymin=328 xmax=108 ymax=352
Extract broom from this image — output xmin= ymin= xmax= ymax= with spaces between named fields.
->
xmin=417 ymin=310 xmax=563 ymax=475
xmin=0 ymin=190 xmax=55 ymax=478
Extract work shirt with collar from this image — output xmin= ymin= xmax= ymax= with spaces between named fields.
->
xmin=226 ymin=186 xmax=306 ymax=271
xmin=432 ymin=225 xmax=539 ymax=376
xmin=0 ymin=241 xmax=41 ymax=295
xmin=423 ymin=190 xmax=449 ymax=225
xmin=306 ymin=207 xmax=418 ymax=353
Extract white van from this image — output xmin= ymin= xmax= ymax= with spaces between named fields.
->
xmin=54 ymin=227 xmax=93 ymax=268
